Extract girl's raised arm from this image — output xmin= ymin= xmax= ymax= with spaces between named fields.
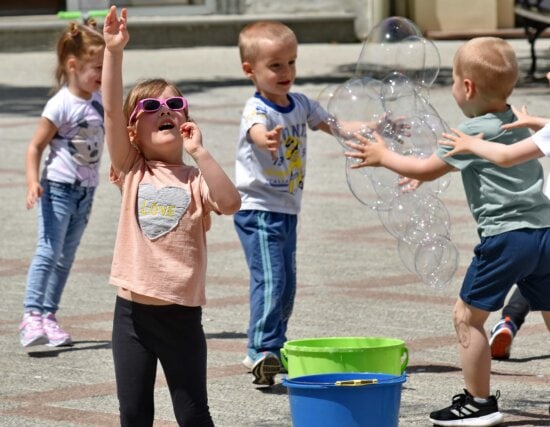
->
xmin=102 ymin=6 xmax=133 ymax=174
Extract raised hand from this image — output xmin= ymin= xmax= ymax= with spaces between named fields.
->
xmin=180 ymin=121 xmax=203 ymax=157
xmin=103 ymin=6 xmax=129 ymax=52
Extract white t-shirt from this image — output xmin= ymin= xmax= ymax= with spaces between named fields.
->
xmin=532 ymin=124 xmax=550 ymax=198
xmin=532 ymin=123 xmax=550 ymax=155
xmin=42 ymin=86 xmax=104 ymax=187
xmin=235 ymin=92 xmax=329 ymax=214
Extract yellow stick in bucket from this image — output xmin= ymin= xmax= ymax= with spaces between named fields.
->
xmin=335 ymin=379 xmax=378 ymax=386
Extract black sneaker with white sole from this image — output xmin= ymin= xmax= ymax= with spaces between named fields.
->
xmin=429 ymin=389 xmax=504 ymax=426
xmin=251 ymin=351 xmax=280 ymax=386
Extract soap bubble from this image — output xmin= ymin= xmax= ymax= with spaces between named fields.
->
xmin=395 ymin=36 xmax=441 ymax=90
xmin=317 ymin=84 xmax=339 ymax=111
xmin=414 ymin=235 xmax=458 ymax=288
xmin=327 ymin=77 xmax=386 ymax=150
xmin=355 ymin=17 xmax=423 ymax=80
xmin=345 ymin=157 xmax=396 ymax=211
xmin=397 ymin=235 xmax=418 ymax=273
xmin=332 ymin=16 xmax=458 ymax=287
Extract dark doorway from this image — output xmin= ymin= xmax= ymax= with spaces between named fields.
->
xmin=0 ymin=0 xmax=65 ymax=16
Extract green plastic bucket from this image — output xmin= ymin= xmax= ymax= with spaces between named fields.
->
xmin=281 ymin=337 xmax=408 ymax=378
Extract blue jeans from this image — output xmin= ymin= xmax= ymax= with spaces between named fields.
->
xmin=24 ymin=180 xmax=95 ymax=314
xmin=234 ymin=210 xmax=297 ymax=357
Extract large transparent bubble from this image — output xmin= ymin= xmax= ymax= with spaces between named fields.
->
xmin=317 ymin=84 xmax=339 ymax=112
xmin=355 ymin=17 xmax=439 ymax=91
xmin=327 ymin=77 xmax=386 ymax=150
xmin=397 ymin=237 xmax=418 ymax=273
xmin=355 ymin=17 xmax=422 ymax=79
xmin=330 ymin=16 xmax=458 ymax=288
xmin=345 ymin=157 xmax=396 ymax=211
xmin=414 ymin=235 xmax=458 ymax=288
xmin=396 ymin=36 xmax=441 ymax=90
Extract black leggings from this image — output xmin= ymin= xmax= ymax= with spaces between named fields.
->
xmin=112 ymin=297 xmax=214 ymax=427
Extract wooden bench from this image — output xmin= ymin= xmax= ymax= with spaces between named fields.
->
xmin=515 ymin=0 xmax=550 ymax=75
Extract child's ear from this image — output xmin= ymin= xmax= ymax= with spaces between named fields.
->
xmin=127 ymin=126 xmax=138 ymax=142
xmin=242 ymin=62 xmax=254 ymax=78
xmin=463 ymin=78 xmax=475 ymax=99
xmin=127 ymin=126 xmax=141 ymax=152
xmin=66 ymin=56 xmax=78 ymax=73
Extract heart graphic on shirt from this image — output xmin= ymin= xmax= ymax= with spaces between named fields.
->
xmin=137 ymin=183 xmax=190 ymax=240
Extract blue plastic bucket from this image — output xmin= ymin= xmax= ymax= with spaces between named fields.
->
xmin=282 ymin=372 xmax=406 ymax=427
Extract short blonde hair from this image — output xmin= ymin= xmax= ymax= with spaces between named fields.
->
xmin=238 ymin=20 xmax=297 ymax=63
xmin=453 ymin=37 xmax=518 ymax=100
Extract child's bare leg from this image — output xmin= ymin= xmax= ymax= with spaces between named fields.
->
xmin=453 ymin=299 xmax=491 ymax=397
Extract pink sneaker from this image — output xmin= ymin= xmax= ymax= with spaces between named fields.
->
xmin=19 ymin=311 xmax=48 ymax=347
xmin=43 ymin=313 xmax=72 ymax=347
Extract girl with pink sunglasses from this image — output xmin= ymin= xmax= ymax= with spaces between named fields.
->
xmin=102 ymin=6 xmax=241 ymax=426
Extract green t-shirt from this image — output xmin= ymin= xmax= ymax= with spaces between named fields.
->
xmin=437 ymin=107 xmax=550 ymax=237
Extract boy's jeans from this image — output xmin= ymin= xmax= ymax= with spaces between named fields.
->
xmin=24 ymin=180 xmax=95 ymax=314
xmin=234 ymin=210 xmax=297 ymax=357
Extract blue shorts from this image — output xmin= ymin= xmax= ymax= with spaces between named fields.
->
xmin=461 ymin=228 xmax=550 ymax=311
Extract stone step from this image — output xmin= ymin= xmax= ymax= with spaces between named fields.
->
xmin=0 ymin=11 xmax=357 ymax=52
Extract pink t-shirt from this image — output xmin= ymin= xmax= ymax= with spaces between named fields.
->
xmin=109 ymin=155 xmax=217 ymax=306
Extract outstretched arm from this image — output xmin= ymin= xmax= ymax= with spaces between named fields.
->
xmin=102 ymin=6 xmax=134 ymax=174
xmin=439 ymin=128 xmax=543 ymax=167
xmin=345 ymin=131 xmax=453 ymax=181
xmin=181 ymin=122 xmax=241 ymax=215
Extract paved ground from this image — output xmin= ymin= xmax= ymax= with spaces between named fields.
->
xmin=1 ymin=31 xmax=550 ymax=426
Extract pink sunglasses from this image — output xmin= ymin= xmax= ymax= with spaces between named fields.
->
xmin=128 ymin=96 xmax=188 ymax=125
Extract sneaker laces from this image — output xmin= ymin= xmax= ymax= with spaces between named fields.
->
xmin=20 ymin=312 xmax=43 ymax=331
xmin=451 ymin=389 xmax=501 ymax=410
xmin=449 ymin=390 xmax=469 ymax=409
xmin=491 ymin=316 xmax=517 ymax=336
xmin=43 ymin=313 xmax=62 ymax=331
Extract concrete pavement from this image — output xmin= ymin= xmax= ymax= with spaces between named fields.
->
xmin=1 ymin=32 xmax=550 ymax=426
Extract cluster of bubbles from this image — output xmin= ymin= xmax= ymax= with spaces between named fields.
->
xmin=322 ymin=17 xmax=458 ymax=288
